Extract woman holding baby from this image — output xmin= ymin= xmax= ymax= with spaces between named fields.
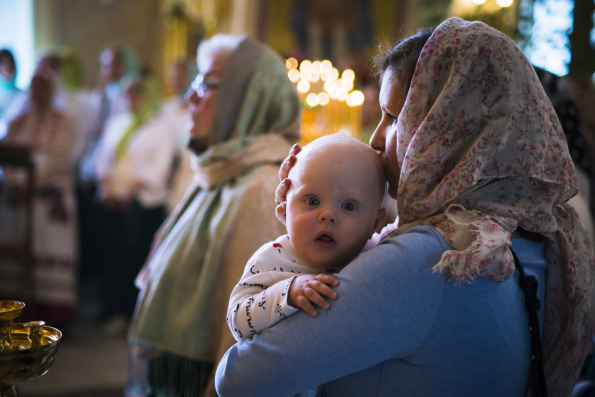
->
xmin=216 ymin=17 xmax=595 ymax=396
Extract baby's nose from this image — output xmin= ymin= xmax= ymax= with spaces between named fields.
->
xmin=319 ymin=209 xmax=336 ymax=223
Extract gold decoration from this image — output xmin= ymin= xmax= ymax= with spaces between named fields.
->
xmin=0 ymin=300 xmax=62 ymax=397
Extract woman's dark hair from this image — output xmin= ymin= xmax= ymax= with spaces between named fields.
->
xmin=373 ymin=28 xmax=434 ymax=92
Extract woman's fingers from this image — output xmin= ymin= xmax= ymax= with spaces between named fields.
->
xmin=274 ymin=144 xmax=301 ymax=224
xmin=278 ymin=143 xmax=301 ymax=181
xmin=290 ymin=143 xmax=302 ymax=156
xmin=275 ymin=200 xmax=288 ymax=225
xmin=274 ymin=178 xmax=291 ymax=204
xmin=278 ymin=154 xmax=297 ymax=181
xmin=274 ymin=179 xmax=291 ymax=224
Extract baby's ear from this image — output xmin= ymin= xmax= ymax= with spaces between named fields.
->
xmin=372 ymin=208 xmax=387 ymax=236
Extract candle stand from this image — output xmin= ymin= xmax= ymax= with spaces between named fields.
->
xmin=0 ymin=300 xmax=61 ymax=397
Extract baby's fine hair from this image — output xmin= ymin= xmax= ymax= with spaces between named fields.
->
xmin=300 ymin=133 xmax=386 ymax=204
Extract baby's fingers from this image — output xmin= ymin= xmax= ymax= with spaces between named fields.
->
xmin=309 ymin=279 xmax=338 ymax=301
xmin=314 ymin=274 xmax=339 ymax=288
xmin=303 ymin=287 xmax=330 ymax=313
xmin=294 ymin=295 xmax=318 ymax=317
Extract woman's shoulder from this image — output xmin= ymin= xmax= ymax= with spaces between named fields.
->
xmin=379 ymin=225 xmax=452 ymax=253
xmin=356 ymin=225 xmax=453 ymax=286
xmin=349 ymin=225 xmax=451 ymax=288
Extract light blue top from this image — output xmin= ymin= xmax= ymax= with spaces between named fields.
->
xmin=215 ymin=225 xmax=547 ymax=396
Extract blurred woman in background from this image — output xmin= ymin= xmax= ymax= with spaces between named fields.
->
xmin=0 ymin=66 xmax=79 ymax=327
xmin=0 ymin=48 xmax=23 ymax=138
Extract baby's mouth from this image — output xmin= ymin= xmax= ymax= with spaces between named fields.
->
xmin=315 ymin=233 xmax=336 ymax=247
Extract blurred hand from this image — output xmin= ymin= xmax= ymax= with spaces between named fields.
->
xmin=98 ymin=182 xmax=127 ymax=210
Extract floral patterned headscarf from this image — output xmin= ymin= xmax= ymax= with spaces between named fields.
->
xmin=382 ymin=17 xmax=595 ymax=395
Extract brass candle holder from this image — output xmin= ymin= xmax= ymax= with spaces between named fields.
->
xmin=0 ymin=300 xmax=62 ymax=397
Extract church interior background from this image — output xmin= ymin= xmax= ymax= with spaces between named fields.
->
xmin=1 ymin=0 xmax=595 ymax=395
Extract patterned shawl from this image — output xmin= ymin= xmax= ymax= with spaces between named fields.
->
xmin=380 ymin=17 xmax=595 ymax=395
xmin=129 ymin=36 xmax=300 ymax=366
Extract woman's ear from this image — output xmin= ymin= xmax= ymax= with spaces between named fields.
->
xmin=372 ymin=208 xmax=387 ymax=236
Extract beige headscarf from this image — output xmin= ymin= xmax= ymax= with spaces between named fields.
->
xmin=381 ymin=17 xmax=595 ymax=396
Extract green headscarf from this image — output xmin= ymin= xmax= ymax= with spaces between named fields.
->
xmin=199 ymin=35 xmax=301 ymax=161
xmin=56 ymin=46 xmax=84 ymax=91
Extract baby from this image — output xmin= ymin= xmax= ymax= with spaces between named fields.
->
xmin=227 ymin=133 xmax=387 ymax=341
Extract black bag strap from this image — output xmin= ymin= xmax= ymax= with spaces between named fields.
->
xmin=510 ymin=248 xmax=547 ymax=397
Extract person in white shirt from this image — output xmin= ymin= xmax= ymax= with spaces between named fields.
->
xmin=76 ymin=44 xmax=140 ymax=322
xmin=94 ymin=70 xmax=175 ymax=333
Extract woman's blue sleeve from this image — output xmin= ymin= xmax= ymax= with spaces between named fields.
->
xmin=215 ymin=226 xmax=449 ymax=397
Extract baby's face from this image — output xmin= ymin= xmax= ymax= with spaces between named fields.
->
xmin=286 ymin=138 xmax=385 ymax=270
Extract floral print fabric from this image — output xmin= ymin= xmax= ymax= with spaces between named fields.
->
xmin=381 ymin=17 xmax=595 ymax=395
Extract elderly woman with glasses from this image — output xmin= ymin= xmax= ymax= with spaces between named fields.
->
xmin=126 ymin=34 xmax=301 ymax=397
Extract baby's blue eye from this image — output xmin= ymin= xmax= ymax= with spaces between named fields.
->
xmin=342 ymin=201 xmax=356 ymax=211
xmin=307 ymin=197 xmax=320 ymax=206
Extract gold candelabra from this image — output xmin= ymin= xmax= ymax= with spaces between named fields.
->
xmin=0 ymin=301 xmax=62 ymax=397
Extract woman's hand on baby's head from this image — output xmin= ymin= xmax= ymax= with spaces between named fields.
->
xmin=278 ymin=143 xmax=301 ymax=182
xmin=275 ymin=144 xmax=301 ymax=224
xmin=275 ymin=178 xmax=291 ymax=224
xmin=288 ymin=274 xmax=339 ymax=317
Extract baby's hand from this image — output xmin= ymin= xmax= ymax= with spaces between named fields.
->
xmin=288 ymin=274 xmax=339 ymax=316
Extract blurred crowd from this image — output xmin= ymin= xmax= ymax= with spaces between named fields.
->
xmin=0 ymin=44 xmax=195 ymax=333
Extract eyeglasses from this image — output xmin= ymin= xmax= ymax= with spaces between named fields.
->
xmin=186 ymin=74 xmax=221 ymax=99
